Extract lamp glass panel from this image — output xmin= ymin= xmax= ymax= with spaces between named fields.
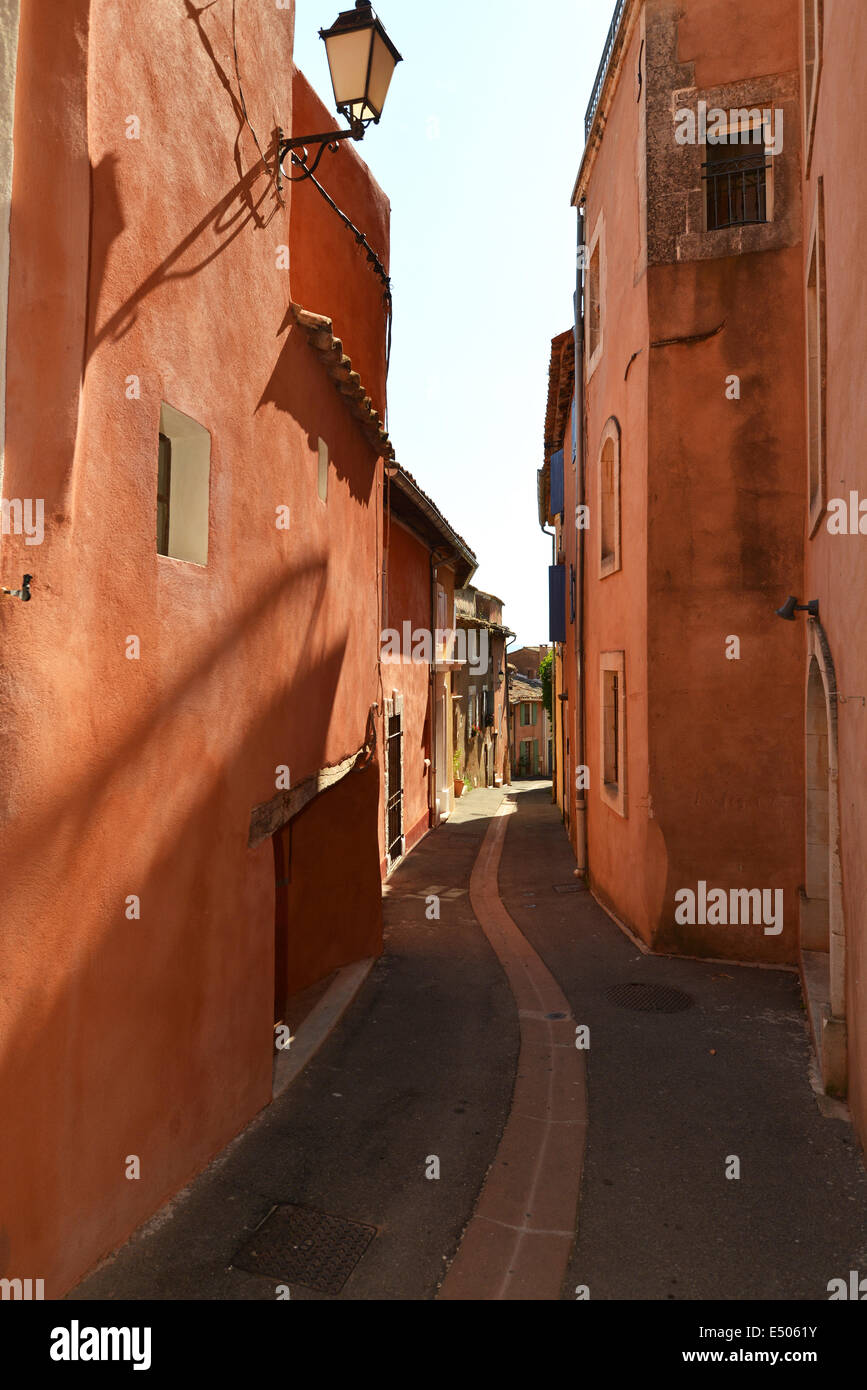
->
xmin=367 ymin=29 xmax=398 ymax=118
xmin=324 ymin=28 xmax=374 ymax=108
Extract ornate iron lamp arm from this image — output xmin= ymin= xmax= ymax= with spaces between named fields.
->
xmin=276 ymin=119 xmax=366 ymax=187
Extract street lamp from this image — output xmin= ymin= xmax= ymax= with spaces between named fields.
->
xmin=278 ymin=2 xmax=402 ymax=184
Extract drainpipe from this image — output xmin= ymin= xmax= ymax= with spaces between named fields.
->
xmin=574 ymin=200 xmax=588 ymax=876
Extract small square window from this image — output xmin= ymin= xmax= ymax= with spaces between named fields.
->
xmin=156 ymin=403 xmax=211 ymax=566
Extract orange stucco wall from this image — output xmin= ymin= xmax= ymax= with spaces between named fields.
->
xmin=576 ymin=13 xmax=653 ymax=942
xmin=570 ymin=0 xmax=807 ymax=964
xmin=0 ymin=0 xmax=390 ymax=1295
xmin=801 ymin=0 xmax=867 ymax=1143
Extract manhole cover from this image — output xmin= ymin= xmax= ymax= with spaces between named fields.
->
xmin=233 ymin=1205 xmax=377 ymax=1295
xmin=606 ymin=982 xmax=694 ymax=1013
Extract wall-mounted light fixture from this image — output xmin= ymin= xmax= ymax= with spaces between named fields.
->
xmin=1 ymin=574 xmax=32 ymax=602
xmin=776 ymin=596 xmax=819 ymax=621
xmin=278 ymin=2 xmax=402 ymax=186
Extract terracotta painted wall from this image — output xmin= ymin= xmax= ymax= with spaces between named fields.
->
xmin=579 ymin=12 xmax=653 ymax=942
xmin=290 ymin=69 xmax=390 ymax=416
xmin=0 ymin=0 xmax=20 ymax=490
xmin=274 ymin=760 xmax=383 ymax=1005
xmin=801 ymin=0 xmax=867 ymax=1141
xmin=0 ymin=0 xmax=389 ymax=1295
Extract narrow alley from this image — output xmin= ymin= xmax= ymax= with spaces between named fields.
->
xmin=71 ymin=784 xmax=867 ymax=1303
xmin=4 ymin=0 xmax=867 ymax=1357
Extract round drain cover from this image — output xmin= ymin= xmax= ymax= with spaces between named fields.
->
xmin=606 ymin=982 xmax=694 ymax=1013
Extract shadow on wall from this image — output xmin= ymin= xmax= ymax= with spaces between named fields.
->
xmin=86 ymin=0 xmax=289 ymax=357
xmin=273 ymin=759 xmax=383 ymax=1012
xmin=86 ymin=151 xmax=281 ymax=361
xmin=257 ymin=319 xmax=380 ymax=506
xmin=0 ymin=554 xmax=381 ymax=1296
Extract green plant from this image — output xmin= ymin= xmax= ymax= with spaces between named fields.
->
xmin=539 ymin=652 xmax=554 ymax=720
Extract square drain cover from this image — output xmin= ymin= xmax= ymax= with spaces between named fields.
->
xmin=234 ymin=1205 xmax=377 ymax=1295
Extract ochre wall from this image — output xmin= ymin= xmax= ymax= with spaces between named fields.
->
xmin=646 ymin=250 xmax=805 ymax=963
xmin=0 ymin=0 xmax=388 ymax=1295
xmin=802 ymin=0 xmax=867 ymax=1142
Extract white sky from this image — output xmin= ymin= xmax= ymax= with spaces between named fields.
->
xmin=292 ymin=0 xmax=617 ymax=649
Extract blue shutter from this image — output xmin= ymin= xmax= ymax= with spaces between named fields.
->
xmin=549 ymin=564 xmax=566 ymax=643
xmin=550 ymin=449 xmax=565 ymax=518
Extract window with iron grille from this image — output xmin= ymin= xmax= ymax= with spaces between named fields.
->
xmin=703 ymin=136 xmax=769 ymax=231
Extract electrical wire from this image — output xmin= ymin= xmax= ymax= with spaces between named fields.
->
xmin=230 ymin=3 xmax=392 ymax=411
xmin=291 ymin=156 xmax=393 ymax=425
xmin=232 ymin=0 xmax=285 ymax=206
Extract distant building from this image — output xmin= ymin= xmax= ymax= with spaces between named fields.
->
xmin=508 ymin=671 xmax=551 ymax=780
xmin=510 ymin=645 xmax=551 ymax=682
xmin=382 ymin=467 xmax=477 ymax=869
xmin=452 ymin=588 xmax=511 ymax=791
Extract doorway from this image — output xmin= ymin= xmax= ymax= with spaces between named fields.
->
xmin=801 ymin=631 xmax=847 ymax=1096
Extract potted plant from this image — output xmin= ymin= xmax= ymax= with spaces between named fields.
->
xmin=453 ymin=750 xmax=464 ymax=799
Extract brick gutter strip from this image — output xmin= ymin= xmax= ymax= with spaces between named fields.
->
xmin=438 ymin=800 xmax=588 ymax=1300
